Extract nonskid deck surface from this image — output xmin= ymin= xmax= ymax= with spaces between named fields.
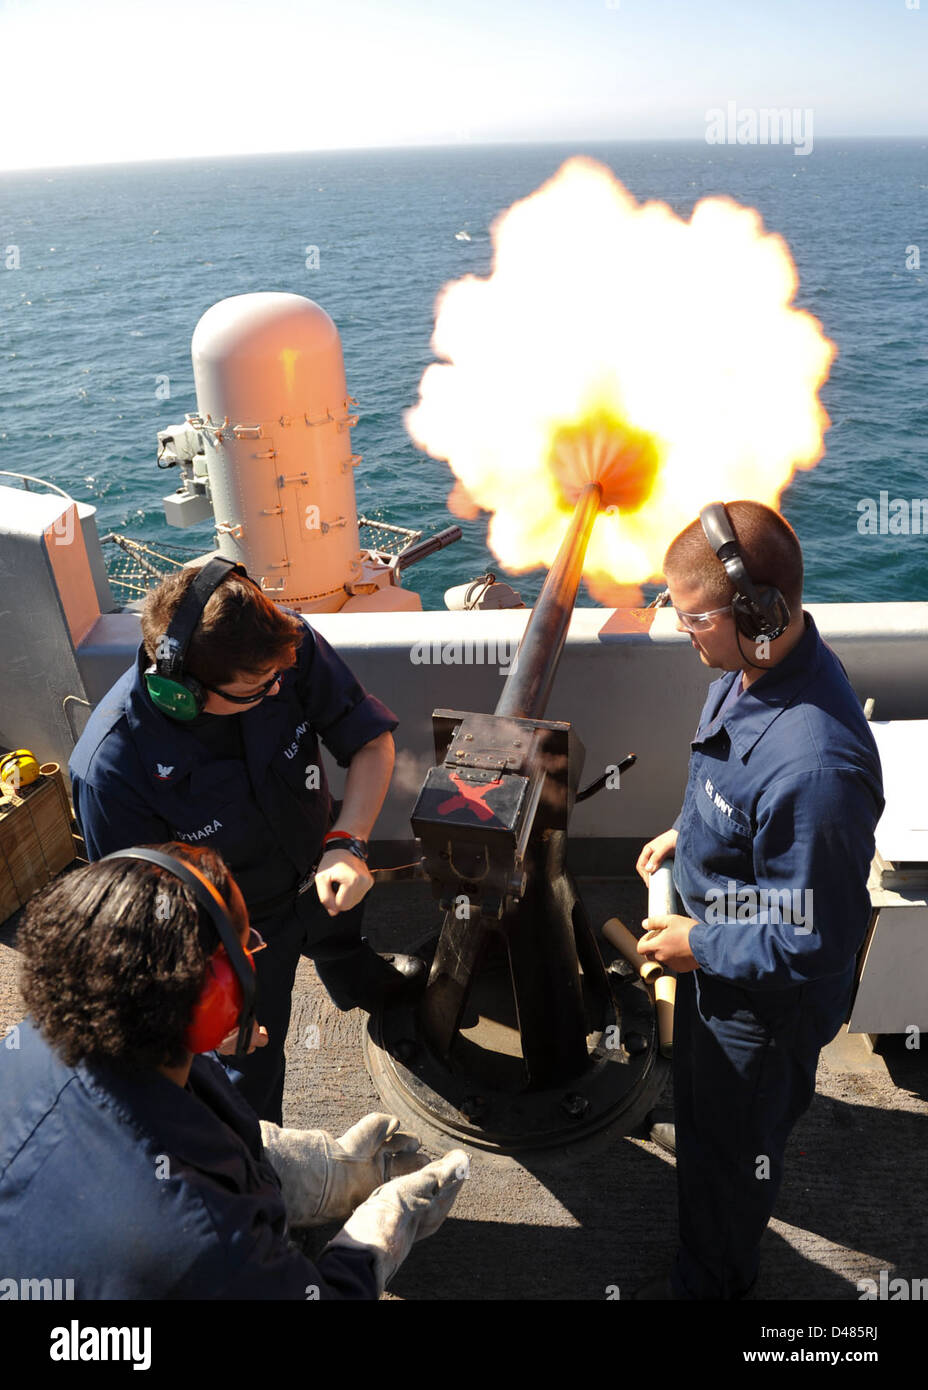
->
xmin=2 ymin=878 xmax=925 ymax=1302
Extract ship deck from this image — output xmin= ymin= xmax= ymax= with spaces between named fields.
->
xmin=3 ymin=873 xmax=925 ymax=1303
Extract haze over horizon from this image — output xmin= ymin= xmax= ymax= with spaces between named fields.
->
xmin=1 ymin=0 xmax=925 ymax=175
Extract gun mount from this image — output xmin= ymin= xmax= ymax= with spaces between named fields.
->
xmin=364 ymin=482 xmax=667 ymax=1151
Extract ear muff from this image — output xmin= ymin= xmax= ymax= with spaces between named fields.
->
xmin=699 ymin=503 xmax=790 ymax=642
xmin=144 ymin=669 xmax=207 ymax=721
xmin=183 ymin=944 xmax=256 ymax=1054
xmin=100 ymin=846 xmax=257 ymax=1059
xmin=143 ymin=557 xmax=248 ymax=721
xmin=0 ymin=749 xmax=41 ymax=789
xmin=731 ymin=586 xmax=792 ymax=642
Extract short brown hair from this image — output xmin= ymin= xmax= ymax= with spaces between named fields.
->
xmin=663 ymin=501 xmax=803 ymax=611
xmin=141 ymin=566 xmax=304 ymax=687
xmin=18 ymin=844 xmax=241 ymax=1070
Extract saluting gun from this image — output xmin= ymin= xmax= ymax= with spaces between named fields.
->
xmin=365 ymin=484 xmax=667 ymax=1151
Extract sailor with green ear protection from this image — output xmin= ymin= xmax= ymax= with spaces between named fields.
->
xmin=69 ymin=556 xmax=425 ymax=1124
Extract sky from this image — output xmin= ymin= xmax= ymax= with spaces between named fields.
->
xmin=0 ymin=0 xmax=925 ymax=172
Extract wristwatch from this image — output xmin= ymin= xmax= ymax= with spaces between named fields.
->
xmin=321 ymin=830 xmax=369 ymax=863
xmin=296 ymin=832 xmax=371 ymax=896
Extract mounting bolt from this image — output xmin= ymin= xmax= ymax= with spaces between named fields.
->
xmin=562 ymin=1093 xmax=589 ymax=1119
xmin=461 ymin=1094 xmax=486 ymax=1121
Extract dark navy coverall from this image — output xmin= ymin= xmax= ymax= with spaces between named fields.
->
xmin=669 ymin=613 xmax=883 ymax=1299
xmin=0 ymin=1019 xmax=377 ymax=1298
xmin=69 ymin=621 xmax=398 ymax=1123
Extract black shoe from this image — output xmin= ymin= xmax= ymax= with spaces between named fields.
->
xmin=352 ymin=954 xmax=428 ymax=1011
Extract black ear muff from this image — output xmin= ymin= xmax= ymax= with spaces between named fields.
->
xmin=732 ymin=585 xmax=790 ymax=642
xmin=699 ymin=503 xmax=790 ymax=642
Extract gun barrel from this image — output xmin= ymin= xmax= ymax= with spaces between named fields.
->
xmin=494 ymin=481 xmax=603 ymax=720
xmin=395 ymin=525 xmax=463 ymax=571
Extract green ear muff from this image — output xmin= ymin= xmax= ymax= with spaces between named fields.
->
xmin=144 ymin=668 xmax=206 ymax=721
xmin=142 ymin=557 xmax=249 ymax=721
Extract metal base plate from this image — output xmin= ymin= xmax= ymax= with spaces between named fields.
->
xmin=364 ymin=966 xmax=668 ymax=1154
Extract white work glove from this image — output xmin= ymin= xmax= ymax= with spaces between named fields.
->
xmin=322 ymin=1149 xmax=469 ymax=1295
xmin=259 ymin=1113 xmax=427 ymax=1227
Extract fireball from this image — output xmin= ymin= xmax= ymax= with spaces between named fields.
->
xmin=405 ymin=157 xmax=835 ymax=602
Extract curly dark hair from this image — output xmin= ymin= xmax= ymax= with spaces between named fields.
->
xmin=18 ymin=844 xmax=242 ymax=1070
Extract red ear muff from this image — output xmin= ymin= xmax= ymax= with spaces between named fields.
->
xmin=100 ymin=847 xmax=258 ymax=1059
xmin=183 ymin=945 xmax=256 ymax=1054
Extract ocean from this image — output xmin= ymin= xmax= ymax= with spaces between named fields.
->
xmin=1 ymin=139 xmax=926 ymax=608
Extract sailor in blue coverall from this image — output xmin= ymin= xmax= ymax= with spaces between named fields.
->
xmin=637 ymin=505 xmax=883 ymax=1299
xmin=0 ymin=852 xmax=466 ymax=1299
xmin=69 ymin=616 xmax=401 ymax=1124
xmin=0 ymin=1019 xmax=378 ymax=1299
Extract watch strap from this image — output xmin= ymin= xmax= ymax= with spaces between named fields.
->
xmin=321 ymin=832 xmax=369 ymax=863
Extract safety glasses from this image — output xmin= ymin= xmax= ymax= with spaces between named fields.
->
xmin=673 ymin=604 xmax=733 ymax=632
xmin=200 ymin=671 xmax=282 ymax=704
xmin=244 ymin=928 xmax=267 ymax=960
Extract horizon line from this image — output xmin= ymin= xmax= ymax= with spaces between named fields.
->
xmin=2 ymin=132 xmax=926 ymax=178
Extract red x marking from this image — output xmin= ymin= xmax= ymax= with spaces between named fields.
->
xmin=437 ymin=770 xmax=501 ymax=822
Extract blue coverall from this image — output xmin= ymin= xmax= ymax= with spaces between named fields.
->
xmin=69 ymin=621 xmax=398 ymax=1123
xmin=669 ymin=613 xmax=883 ymax=1299
xmin=0 ymin=1019 xmax=377 ymax=1298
